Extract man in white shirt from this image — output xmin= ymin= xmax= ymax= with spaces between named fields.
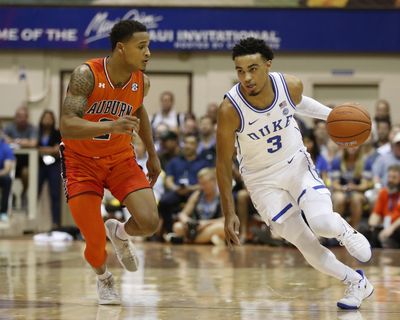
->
xmin=151 ymin=91 xmax=185 ymax=133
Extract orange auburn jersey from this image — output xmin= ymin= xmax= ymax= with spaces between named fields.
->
xmin=62 ymin=57 xmax=144 ymax=158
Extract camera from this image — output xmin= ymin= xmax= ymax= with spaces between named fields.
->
xmin=186 ymin=220 xmax=199 ymax=242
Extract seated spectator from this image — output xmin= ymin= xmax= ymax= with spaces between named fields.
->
xmin=151 ymin=91 xmax=185 ymax=134
xmin=303 ymin=129 xmax=330 ymax=185
xmin=4 ymin=106 xmax=38 ymax=207
xmin=158 ymin=134 xmax=211 ymax=235
xmin=331 ymin=146 xmax=373 ymax=228
xmin=206 ymin=103 xmax=218 ymax=125
xmin=0 ymin=127 xmax=15 ymax=221
xmin=169 ymin=168 xmax=224 ymax=245
xmin=367 ymin=164 xmax=400 ymax=248
xmin=370 ymin=99 xmax=391 ymax=142
xmin=198 ymin=115 xmax=216 ymax=165
xmin=373 ymin=131 xmax=400 ymax=187
xmin=134 ymin=137 xmax=165 ymax=203
xmin=181 ymin=115 xmax=199 ymax=138
xmin=374 ymin=118 xmax=391 ymax=155
xmin=313 ymin=119 xmax=330 ymax=160
xmin=37 ymin=110 xmax=62 ymax=228
xmin=153 ymin=122 xmax=170 ymax=152
xmin=157 ymin=130 xmax=180 ymax=171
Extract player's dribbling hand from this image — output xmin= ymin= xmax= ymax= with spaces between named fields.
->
xmin=112 ymin=116 xmax=140 ymax=136
xmin=224 ymin=214 xmax=241 ymax=248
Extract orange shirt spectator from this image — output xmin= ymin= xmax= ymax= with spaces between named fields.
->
xmin=373 ymin=188 xmax=400 ymax=224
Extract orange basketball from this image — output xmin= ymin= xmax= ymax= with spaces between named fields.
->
xmin=326 ymin=103 xmax=371 ymax=147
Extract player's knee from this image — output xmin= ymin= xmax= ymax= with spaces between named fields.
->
xmin=307 ymin=213 xmax=342 ymax=238
xmin=84 ymin=235 xmax=107 ymax=268
xmin=141 ymin=213 xmax=159 ymax=235
xmin=237 ymin=189 xmax=250 ymax=201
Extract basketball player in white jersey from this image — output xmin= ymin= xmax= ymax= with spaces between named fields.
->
xmin=216 ymin=37 xmax=374 ymax=310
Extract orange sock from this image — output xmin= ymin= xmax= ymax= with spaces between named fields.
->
xmin=68 ymin=193 xmax=107 ymax=268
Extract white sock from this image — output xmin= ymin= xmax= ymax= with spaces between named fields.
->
xmin=116 ymin=222 xmax=129 ymax=240
xmin=97 ymin=269 xmax=112 ymax=281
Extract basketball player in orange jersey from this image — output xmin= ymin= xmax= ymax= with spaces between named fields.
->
xmin=60 ymin=20 xmax=160 ymax=305
xmin=217 ymin=38 xmax=374 ymax=310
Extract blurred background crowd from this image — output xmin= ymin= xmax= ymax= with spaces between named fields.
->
xmin=2 ymin=93 xmax=400 ymax=250
xmin=1 ymin=0 xmax=400 ymax=250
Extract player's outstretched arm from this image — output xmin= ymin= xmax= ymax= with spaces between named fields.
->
xmin=60 ymin=64 xmax=139 ymax=139
xmin=216 ymin=98 xmax=241 ymax=247
xmin=284 ymin=74 xmax=331 ymax=121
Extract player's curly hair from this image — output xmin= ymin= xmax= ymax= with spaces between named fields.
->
xmin=232 ymin=37 xmax=274 ymax=61
xmin=110 ymin=20 xmax=147 ymax=50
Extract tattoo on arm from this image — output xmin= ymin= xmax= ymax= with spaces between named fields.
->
xmin=62 ymin=64 xmax=94 ymax=118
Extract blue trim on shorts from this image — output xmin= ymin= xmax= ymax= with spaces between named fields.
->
xmin=313 ymin=185 xmax=327 ymax=190
xmin=272 ymin=203 xmax=293 ymax=222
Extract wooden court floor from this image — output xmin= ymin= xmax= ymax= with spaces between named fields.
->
xmin=0 ymin=239 xmax=399 ymax=320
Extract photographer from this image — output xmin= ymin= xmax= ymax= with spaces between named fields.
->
xmin=170 ymin=168 xmax=225 ymax=245
xmin=367 ymin=164 xmax=400 ymax=248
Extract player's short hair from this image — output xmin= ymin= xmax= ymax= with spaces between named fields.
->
xmin=110 ymin=20 xmax=147 ymax=50
xmin=232 ymin=37 xmax=274 ymax=61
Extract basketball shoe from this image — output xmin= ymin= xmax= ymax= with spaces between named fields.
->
xmin=97 ymin=274 xmax=120 ymax=305
xmin=337 ymin=218 xmax=372 ymax=263
xmin=337 ymin=270 xmax=374 ymax=310
xmin=105 ymin=219 xmax=139 ymax=272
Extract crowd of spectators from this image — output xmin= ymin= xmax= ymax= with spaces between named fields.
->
xmin=1 ymin=93 xmax=400 ymax=249
xmin=140 ymin=93 xmax=400 ymax=248
xmin=0 ymin=107 xmax=61 ymax=228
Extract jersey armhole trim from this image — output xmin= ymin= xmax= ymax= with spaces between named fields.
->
xmin=278 ymin=73 xmax=297 ymax=110
xmin=225 ymin=93 xmax=244 ymax=133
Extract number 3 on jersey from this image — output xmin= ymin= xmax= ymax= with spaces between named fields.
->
xmin=93 ymin=118 xmax=112 ymax=141
xmin=266 ymin=135 xmax=282 ymax=153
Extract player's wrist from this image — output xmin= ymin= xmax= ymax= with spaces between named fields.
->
xmin=107 ymin=120 xmax=116 ymax=133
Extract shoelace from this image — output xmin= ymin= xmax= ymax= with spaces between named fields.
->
xmin=344 ymin=280 xmax=362 ymax=298
xmin=339 ymin=229 xmax=354 ymax=247
xmin=121 ymin=241 xmax=136 ymax=261
xmin=100 ymin=277 xmax=118 ymax=297
xmin=338 ymin=232 xmax=348 ymax=246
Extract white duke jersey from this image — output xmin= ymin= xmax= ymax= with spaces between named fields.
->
xmin=225 ymin=72 xmax=305 ymax=174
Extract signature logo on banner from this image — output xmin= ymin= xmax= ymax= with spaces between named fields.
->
xmin=84 ymin=9 xmax=163 ymax=44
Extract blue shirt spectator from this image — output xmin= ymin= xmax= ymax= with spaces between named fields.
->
xmin=159 ymin=134 xmax=212 ymax=234
xmin=373 ymin=132 xmax=400 ymax=187
xmin=3 ymin=106 xmax=38 ymax=200
xmin=166 ymin=155 xmax=210 ymax=186
xmin=0 ymin=138 xmax=15 ymax=171
xmin=0 ymin=136 xmax=15 ymax=218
